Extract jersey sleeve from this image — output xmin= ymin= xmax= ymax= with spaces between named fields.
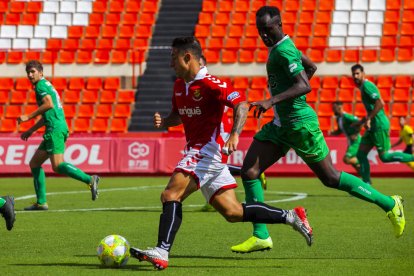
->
xmin=211 ymin=76 xmax=246 ymax=108
xmin=363 ymin=81 xmax=381 ymax=100
xmin=35 ymin=81 xmax=49 ymax=100
xmin=278 ymin=47 xmax=304 ymax=79
xmin=344 ymin=113 xmax=359 ymax=123
xmin=405 ymin=125 xmax=414 ymax=135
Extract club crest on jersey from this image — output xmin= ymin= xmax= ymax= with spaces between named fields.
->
xmin=227 ymin=91 xmax=240 ymax=101
xmin=192 ymin=89 xmax=203 ymax=101
xmin=179 ymin=106 xmax=202 ymax=117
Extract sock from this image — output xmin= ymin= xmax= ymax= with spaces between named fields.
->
xmin=156 ymin=201 xmax=182 ymax=252
xmin=227 ymin=165 xmax=241 ymax=175
xmin=337 ymin=172 xmax=395 ymax=212
xmin=242 ymin=179 xmax=270 ymax=239
xmin=242 ymin=202 xmax=287 ymax=224
xmin=154 ymin=247 xmax=169 ymax=259
xmin=31 ymin=167 xmax=47 ymax=204
xmin=356 ymin=151 xmax=371 ymax=184
xmin=0 ymin=197 xmax=5 ymax=208
xmin=379 ymin=151 xmax=414 ymax=163
xmin=57 ymin=162 xmax=92 ymax=185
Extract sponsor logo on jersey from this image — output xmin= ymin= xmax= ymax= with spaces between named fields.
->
xmin=179 ymin=106 xmax=202 ymax=117
xmin=175 ymin=91 xmax=183 ymax=96
xmin=289 ymin=63 xmax=298 ymax=73
xmin=227 ymin=91 xmax=240 ymax=101
xmin=192 ymin=89 xmax=203 ymax=101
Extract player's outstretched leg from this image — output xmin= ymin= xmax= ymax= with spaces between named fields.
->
xmin=89 ymin=175 xmax=100 ymax=201
xmin=387 ymin=195 xmax=405 ymax=238
xmin=130 ymin=247 xmax=168 ymax=270
xmin=0 ymin=196 xmax=16 ymax=231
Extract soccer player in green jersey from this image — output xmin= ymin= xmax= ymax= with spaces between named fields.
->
xmin=231 ymin=6 xmax=406 ymax=253
xmin=351 ymin=64 xmax=414 ymax=184
xmin=0 ymin=196 xmax=15 ymax=230
xmin=330 ymin=101 xmax=361 ymax=174
xmin=17 ymin=60 xmax=100 ymax=211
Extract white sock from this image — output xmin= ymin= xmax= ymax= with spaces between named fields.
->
xmin=285 ymin=210 xmax=295 ymax=225
xmin=155 ymin=247 xmax=169 ymax=259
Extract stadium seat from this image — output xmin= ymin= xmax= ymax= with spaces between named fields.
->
xmin=255 ymin=49 xmax=267 ymax=63
xmin=17 ymin=119 xmax=35 ymax=133
xmin=376 ymin=76 xmax=393 ymax=88
xmin=81 ymin=90 xmax=99 ymax=104
xmin=401 ymin=23 xmax=414 ymax=35
xmin=354 ymin=103 xmax=367 ymax=117
xmin=109 ymin=0 xmax=124 ymax=13
xmin=239 ymin=49 xmax=255 ymax=63
xmin=68 ymin=78 xmax=85 ymax=91
xmin=215 ymin=12 xmax=230 ymax=25
xmin=76 ymin=51 xmax=93 ymax=64
xmin=91 ymin=118 xmax=108 ymax=133
xmin=313 ymin=24 xmax=330 ymax=37
xmin=63 ymin=105 xmax=77 ymax=119
xmin=113 ymin=104 xmax=132 ymax=118
xmin=84 ymin=26 xmax=101 ymax=39
xmin=211 ymin=25 xmax=226 ymax=38
xmin=382 ymin=23 xmax=398 ymax=36
xmin=337 ymin=88 xmax=354 ymax=102
xmin=122 ymin=13 xmax=138 ymax=25
xmin=0 ymin=119 xmax=17 ymax=133
xmin=139 ymin=13 xmax=156 ymax=25
xmin=93 ymin=0 xmax=107 ymax=13
xmin=110 ymin=118 xmax=128 ymax=133
xmin=233 ymin=77 xmax=249 ymax=90
xmin=308 ymin=49 xmax=324 ymax=63
xmin=7 ymin=52 xmax=24 ymax=64
xmin=208 ymin=38 xmax=223 ymax=49
xmin=309 ymin=76 xmax=321 ymax=88
xmin=361 ymin=49 xmax=378 ymax=62
xmin=59 ymin=51 xmax=75 ymax=64
xmin=41 ymin=51 xmax=58 ymax=64
xmin=0 ymin=91 xmax=8 ymax=104
xmin=306 ymin=88 xmax=318 ymax=102
xmin=63 ymin=90 xmax=81 ymax=103
xmin=21 ymin=13 xmax=38 ymax=25
xmin=68 ymin=26 xmax=84 ymax=39
xmin=24 ymin=52 xmax=41 ymax=63
xmin=322 ymin=77 xmax=338 ymax=89
xmin=73 ymin=118 xmax=90 ymax=133
xmin=319 ymin=0 xmax=334 ymax=11
xmin=80 ymin=39 xmax=96 ymax=51
xmin=317 ymin=103 xmax=333 ymax=116
xmin=77 ymin=104 xmax=95 ymax=118
xmin=235 ymin=0 xmax=250 ymax=12
xmin=231 ymin=12 xmax=247 ymax=25
xmin=325 ymin=49 xmax=342 ymax=62
xmin=381 ymin=36 xmax=397 ymax=48
xmin=379 ymin=88 xmax=391 ymax=102
xmin=379 ymin=48 xmax=395 ymax=62
xmin=339 ymin=76 xmax=355 ymax=88
xmin=394 ymin=76 xmax=412 ymax=88
xmin=0 ymin=78 xmax=14 ymax=92
xmin=251 ymin=77 xmax=267 ymax=89
xmin=243 ymin=117 xmax=258 ymax=132
xmin=228 ymin=25 xmax=243 ymax=38
xmin=27 ymin=1 xmax=42 ymax=13
xmin=318 ymin=116 xmax=332 ymax=131
xmin=195 ymin=25 xmax=210 ymax=38
xmin=103 ymin=77 xmax=120 ymax=91
xmin=89 ymin=13 xmax=104 ymax=26
xmin=247 ymin=89 xmax=265 ymax=102
xmin=106 ymin=13 xmax=121 ymax=26
xmin=10 ymin=90 xmax=27 ymax=104
xmin=100 ymin=90 xmax=117 ymax=103
xmin=343 ymin=49 xmax=359 ymax=63
xmin=319 ymin=89 xmax=337 ymax=102
xmin=391 ymin=103 xmax=408 ymax=117
xmin=245 ymin=25 xmax=259 ymax=38
xmin=111 ymin=50 xmax=128 ymax=64
xmin=4 ymin=105 xmax=22 ymax=119
xmin=15 ymin=78 xmax=32 ymax=91
xmin=117 ymin=90 xmax=135 ymax=103
xmin=94 ymin=50 xmax=110 ymax=64
xmin=296 ymin=24 xmax=312 ymax=37
xmin=51 ymin=78 xmax=67 ymax=92
xmin=392 ymin=88 xmax=410 ymax=102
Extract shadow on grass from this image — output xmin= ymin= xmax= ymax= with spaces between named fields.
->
xmin=9 ymin=263 xmax=154 ymax=271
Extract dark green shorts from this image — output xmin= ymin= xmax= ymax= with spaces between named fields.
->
xmin=360 ymin=129 xmax=391 ymax=153
xmin=38 ymin=131 xmax=68 ymax=155
xmin=345 ymin=136 xmax=361 ymax=158
xmin=254 ymin=119 xmax=329 ymax=164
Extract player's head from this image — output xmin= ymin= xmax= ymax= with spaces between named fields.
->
xmin=256 ymin=6 xmax=283 ymax=47
xmin=171 ymin=37 xmax=202 ymax=79
xmin=399 ymin=116 xmax=407 ymax=127
xmin=332 ymin=101 xmax=344 ymax=116
xmin=351 ymin=64 xmax=365 ymax=86
xmin=25 ymin=60 xmax=43 ymax=84
xmin=200 ymin=55 xmax=207 ymax=67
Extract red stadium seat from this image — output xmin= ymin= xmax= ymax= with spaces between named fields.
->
xmin=381 ymin=36 xmax=397 ymax=48
xmin=256 ymin=49 xmax=268 ymax=63
xmin=325 ymin=49 xmax=342 ymax=62
xmin=68 ymin=26 xmax=84 ymax=39
xmin=76 ymin=50 xmax=93 ymax=64
xmin=63 ymin=90 xmax=81 ymax=103
xmin=228 ymin=25 xmax=243 ymax=38
xmin=392 ymin=88 xmax=410 ymax=102
xmin=394 ymin=76 xmax=412 ymax=88
xmin=234 ymin=0 xmax=249 ymax=12
xmin=339 ymin=77 xmax=355 ymax=89
xmin=109 ymin=0 xmax=124 ymax=13
xmin=86 ymin=77 xmax=103 ymax=91
xmin=354 ymin=103 xmax=367 ymax=117
xmin=231 ymin=13 xmax=247 ymax=25
xmin=233 ymin=77 xmax=249 ymax=90
xmin=7 ymin=52 xmax=23 ymax=64
xmin=52 ymin=78 xmax=67 ymax=92
xmin=391 ymin=103 xmax=408 ymax=117
xmin=21 ymin=13 xmax=37 ymax=25
xmin=318 ymin=116 xmax=332 ymax=131
xmin=397 ymin=48 xmax=413 ymax=62
xmin=139 ymin=13 xmax=155 ymax=25
xmin=5 ymin=105 xmax=22 ymax=119
xmin=93 ymin=0 xmax=107 ymax=13
xmin=221 ymin=50 xmax=238 ymax=63
xmin=27 ymin=1 xmax=42 ymax=13
xmin=84 ymin=26 xmax=100 ymax=39
xmin=100 ymin=90 xmax=117 ymax=103
xmin=239 ymin=49 xmax=255 ymax=63
xmin=94 ymin=50 xmax=110 ymax=64
xmin=126 ymin=0 xmax=141 ymax=13
xmin=309 ymin=76 xmax=321 ymax=88
xmin=68 ymin=78 xmax=85 ymax=91
xmin=73 ymin=118 xmax=91 ymax=133
xmin=322 ymin=77 xmax=338 ymax=89
xmin=313 ymin=24 xmax=329 ymax=37
xmin=306 ymin=88 xmax=318 ymax=102
xmin=89 ymin=13 xmax=104 ymax=26
xmin=315 ymin=11 xmax=331 ymax=24
xmin=337 ymin=88 xmax=354 ymax=102
xmin=24 ymin=52 xmax=41 ymax=63
xmin=379 ymin=49 xmax=395 ymax=62
xmin=203 ymin=49 xmax=219 ymax=63
xmin=251 ymin=77 xmax=267 ymax=89
xmin=101 ymin=26 xmax=117 ymax=39
xmin=117 ymin=90 xmax=135 ymax=103
xmin=343 ymin=49 xmax=360 ymax=63
xmin=211 ymin=25 xmax=226 ymax=38
xmin=296 ymin=24 xmax=312 ymax=37
xmin=0 ymin=119 xmax=18 ymax=133
xmin=63 ymin=105 xmax=77 ymax=119
xmin=195 ymin=25 xmax=210 ymax=38
xmin=401 ymin=23 xmax=414 ymax=35
xmin=59 ymin=51 xmax=75 ymax=64
xmin=113 ymin=104 xmax=132 ymax=118
xmin=218 ymin=0 xmax=233 ymax=12
xmin=91 ymin=118 xmax=108 ymax=133
xmin=77 ymin=104 xmax=95 ymax=118
xmin=308 ymin=49 xmax=324 ymax=63
xmin=81 ymin=90 xmax=99 ymax=103
xmin=319 ymin=89 xmax=336 ymax=102
xmin=215 ymin=12 xmax=230 ymax=25
xmin=10 ymin=90 xmax=27 ymax=104
xmin=103 ymin=77 xmax=120 ymax=90
xmin=377 ymin=76 xmax=393 ymax=88
xmin=379 ymin=88 xmax=391 ymax=102
xmin=0 ymin=90 xmax=9 ymax=104
xmin=111 ymin=50 xmax=128 ymax=64
xmin=122 ymin=13 xmax=138 ymax=25
xmin=319 ymin=0 xmax=334 ymax=11
xmin=5 ymin=13 xmax=20 ymax=25
xmin=302 ymin=0 xmax=316 ymax=11
xmin=383 ymin=23 xmax=398 ymax=36
xmin=106 ymin=13 xmax=121 ymax=25
xmin=110 ymin=118 xmax=128 ymax=133
xmin=361 ymin=49 xmax=378 ymax=62
xmin=247 ymin=89 xmax=265 ymax=102
xmin=317 ymin=103 xmax=333 ymax=116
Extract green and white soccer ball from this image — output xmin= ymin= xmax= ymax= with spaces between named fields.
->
xmin=97 ymin=234 xmax=130 ymax=267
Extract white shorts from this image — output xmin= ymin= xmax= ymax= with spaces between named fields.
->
xmin=174 ymin=141 xmax=237 ymax=203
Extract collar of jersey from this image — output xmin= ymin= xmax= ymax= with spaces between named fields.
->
xmin=270 ymin=35 xmax=290 ymax=51
xmin=185 ymin=66 xmax=208 ymax=85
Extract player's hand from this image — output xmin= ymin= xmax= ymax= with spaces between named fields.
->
xmin=351 ymin=120 xmax=364 ymax=131
xmin=249 ymin=100 xmax=272 ymax=118
xmin=17 ymin=115 xmax=29 ymax=124
xmin=223 ymin=133 xmax=239 ymax=155
xmin=20 ymin=131 xmax=33 ymax=141
xmin=153 ymin=112 xmax=163 ymax=128
xmin=364 ymin=119 xmax=371 ymax=130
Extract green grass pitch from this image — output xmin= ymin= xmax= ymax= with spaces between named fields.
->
xmin=0 ymin=176 xmax=413 ymax=275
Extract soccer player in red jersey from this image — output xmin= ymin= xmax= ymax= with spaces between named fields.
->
xmin=129 ymin=37 xmax=313 ymax=270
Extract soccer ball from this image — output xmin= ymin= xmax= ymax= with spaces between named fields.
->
xmin=97 ymin=234 xmax=130 ymax=267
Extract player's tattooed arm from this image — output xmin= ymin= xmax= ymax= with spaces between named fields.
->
xmin=154 ymin=110 xmax=182 ymax=129
xmin=301 ymin=55 xmax=317 ymax=80
xmin=231 ymin=101 xmax=249 ymax=135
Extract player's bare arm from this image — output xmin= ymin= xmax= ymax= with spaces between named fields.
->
xmin=354 ymin=98 xmax=384 ymax=130
xmin=250 ymin=71 xmax=311 ymax=118
xmin=17 ymin=95 xmax=53 ymax=124
xmin=301 ymin=55 xmax=317 ymax=80
xmin=153 ymin=111 xmax=182 ymax=129
xmin=20 ymin=118 xmax=45 ymax=141
xmin=225 ymin=101 xmax=249 ymax=153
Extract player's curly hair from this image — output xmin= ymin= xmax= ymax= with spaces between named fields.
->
xmin=256 ymin=6 xmax=281 ymax=19
xmin=172 ymin=37 xmax=202 ymax=60
xmin=25 ymin=60 xmax=43 ymax=72
xmin=351 ymin=64 xmax=364 ymax=72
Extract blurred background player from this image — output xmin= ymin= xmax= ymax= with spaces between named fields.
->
xmin=129 ymin=37 xmax=313 ymax=270
xmin=17 ymin=60 xmax=100 ymax=211
xmin=391 ymin=117 xmax=414 ymax=171
xmin=234 ymin=6 xmax=406 ymax=253
xmin=351 ymin=64 xmax=414 ymax=184
xmin=199 ymin=55 xmax=267 ymax=212
xmin=330 ymin=101 xmax=361 ymax=174
xmin=0 ymin=196 xmax=15 ymax=231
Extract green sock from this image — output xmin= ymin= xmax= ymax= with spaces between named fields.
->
xmin=357 ymin=151 xmax=371 ymax=183
xmin=380 ymin=151 xmax=414 ymax=163
xmin=337 ymin=172 xmax=395 ymax=212
xmin=31 ymin=167 xmax=47 ymax=204
xmin=0 ymin=197 xmax=5 ymax=208
xmin=242 ymin=179 xmax=269 ymax=239
xmin=57 ymin=162 xmax=92 ymax=185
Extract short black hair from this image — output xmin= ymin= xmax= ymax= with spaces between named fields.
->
xmin=333 ymin=101 xmax=343 ymax=106
xmin=26 ymin=60 xmax=43 ymax=72
xmin=200 ymin=55 xmax=207 ymax=66
xmin=171 ymin=37 xmax=202 ymax=60
xmin=256 ymin=6 xmax=281 ymax=19
xmin=351 ymin=64 xmax=364 ymax=72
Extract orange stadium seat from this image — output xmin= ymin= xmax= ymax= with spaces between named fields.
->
xmin=104 ymin=77 xmax=120 ymax=90
xmin=391 ymin=103 xmax=408 ymax=117
xmin=379 ymin=49 xmax=395 ymax=62
xmin=27 ymin=1 xmax=42 ymax=13
xmin=399 ymin=36 xmax=414 ymax=47
xmin=63 ymin=39 xmax=80 ymax=51
xmin=91 ymin=118 xmax=109 ymax=133
xmin=76 ymin=51 xmax=93 ymax=64
xmin=195 ymin=25 xmax=210 ymax=38
xmin=231 ymin=12 xmax=247 ymax=25
xmin=313 ymin=24 xmax=329 ymax=37
xmin=361 ymin=49 xmax=378 ymax=62
xmin=325 ymin=49 xmax=342 ymax=62
xmin=404 ymin=0 xmax=414 ymax=9
xmin=215 ymin=12 xmax=230 ymax=25
xmin=198 ymin=12 xmax=213 ymax=25
xmin=139 ymin=13 xmax=155 ymax=25
xmin=233 ymin=77 xmax=249 ymax=90
xmin=82 ymin=90 xmax=99 ymax=103
xmin=255 ymin=49 xmax=268 ymax=63
xmin=0 ymin=119 xmax=17 ymax=133
xmin=228 ymin=25 xmax=243 ymax=38
xmin=251 ymin=0 xmax=266 ymax=12
xmin=224 ymin=38 xmax=240 ymax=49
xmin=126 ymin=0 xmax=141 ymax=13
xmin=0 ymin=1 xmax=7 ymax=13
xmin=59 ymin=51 xmax=75 ymax=64
xmin=90 ymin=13 xmax=104 ymax=26
xmin=68 ymin=78 xmax=85 ymax=91
xmin=239 ymin=50 xmax=255 ymax=63
xmin=285 ymin=0 xmax=300 ymax=11
xmin=319 ymin=89 xmax=336 ymax=102
xmin=202 ymin=0 xmax=216 ymax=12
xmin=25 ymin=52 xmax=41 ymax=63
xmin=136 ymin=25 xmax=153 ymax=39
xmin=52 ymin=78 xmax=67 ymax=92
xmin=80 ymin=39 xmax=96 ymax=51
xmin=68 ymin=26 xmax=84 ymax=39
xmin=100 ymin=90 xmax=117 ymax=103
xmin=10 ymin=1 xmax=25 ymax=13
xmin=110 ymin=118 xmax=128 ymax=133
xmin=337 ymin=88 xmax=354 ymax=102
xmin=235 ymin=0 xmax=250 ymax=12
xmin=73 ymin=118 xmax=91 ymax=133
xmin=318 ymin=116 xmax=332 ymax=131
xmin=203 ymin=49 xmax=219 ymax=64
xmin=218 ymin=0 xmax=233 ymax=12
xmin=94 ymin=50 xmax=110 ymax=64
xmin=282 ymin=12 xmax=297 ymax=24
xmin=387 ymin=0 xmax=401 ymax=10
xmin=306 ymin=88 xmax=318 ymax=102
xmin=296 ymin=24 xmax=312 ymax=37
xmin=299 ymin=11 xmax=314 ymax=24
xmin=410 ymin=104 xmax=414 ymax=116
xmin=15 ymin=78 xmax=32 ymax=91
xmin=7 ymin=52 xmax=23 ymax=64
xmin=247 ymin=89 xmax=265 ymax=102
xmin=211 ymin=25 xmax=226 ymax=38
xmin=111 ymin=50 xmax=128 ymax=63
xmin=383 ymin=23 xmax=398 ymax=36
xmin=377 ymin=76 xmax=393 ymax=88
xmin=142 ymin=1 xmax=158 ymax=13
xmin=0 ymin=52 xmax=6 ymax=64
xmin=315 ymin=11 xmax=331 ymax=24
xmin=41 ymin=51 xmax=58 ymax=64
xmin=295 ymin=37 xmax=309 ymax=50
xmin=354 ymin=103 xmax=367 ymax=117
xmin=302 ymin=0 xmax=316 ymax=11
xmin=319 ymin=0 xmax=334 ymax=11
xmin=392 ymin=88 xmax=410 ymax=102
xmin=395 ymin=76 xmax=412 ymax=88
xmin=384 ymin=10 xmax=400 ymax=23
xmin=317 ymin=103 xmax=333 ymax=116
xmin=309 ymin=76 xmax=321 ymax=88
xmin=109 ymin=0 xmax=124 ymax=13
xmin=46 ymin=39 xmax=62 ymax=51
xmin=86 ymin=77 xmax=103 ymax=91
xmin=241 ymin=38 xmax=257 ymax=49
xmin=0 ymin=78 xmax=14 ymax=91
xmin=63 ymin=90 xmax=81 ymax=103
xmin=339 ymin=76 xmax=354 ymax=89
xmin=63 ymin=105 xmax=77 ymax=119
xmin=5 ymin=13 xmax=20 ymax=25
xmin=4 ymin=105 xmax=22 ymax=119
xmin=322 ymin=77 xmax=338 ymax=89
xmin=397 ymin=48 xmax=413 ymax=61
xmin=113 ymin=104 xmax=132 ymax=118
xmin=402 ymin=10 xmax=414 ymax=22
xmin=401 ymin=23 xmax=414 ymax=35
xmin=21 ymin=13 xmax=37 ymax=25
xmin=310 ymin=37 xmax=327 ymax=49
xmin=0 ymin=91 xmax=8 ymax=104
xmin=117 ymin=90 xmax=135 ymax=103
xmin=10 ymin=90 xmax=27 ymax=104
xmin=208 ymin=38 xmax=223 ymax=49
xmin=129 ymin=50 xmax=146 ymax=63
xmin=379 ymin=88 xmax=391 ymax=102
xmin=243 ymin=117 xmax=258 ymax=132
xmin=245 ymin=25 xmax=259 ymax=38
xmin=267 ymin=0 xmax=283 ymax=9
xmin=122 ymin=13 xmax=138 ymax=25
xmin=93 ymin=0 xmax=107 ymax=13
xmin=77 ymin=104 xmax=95 ymax=118
xmin=106 ymin=13 xmax=121 ymax=25
xmin=101 ymin=26 xmax=117 ymax=39
xmin=18 ymin=119 xmax=35 ymax=133
xmin=251 ymin=77 xmax=267 ymax=89
xmin=343 ymin=49 xmax=359 ymax=63
xmin=85 ymin=26 xmax=100 ymax=39
xmin=112 ymin=38 xmax=129 ymax=50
